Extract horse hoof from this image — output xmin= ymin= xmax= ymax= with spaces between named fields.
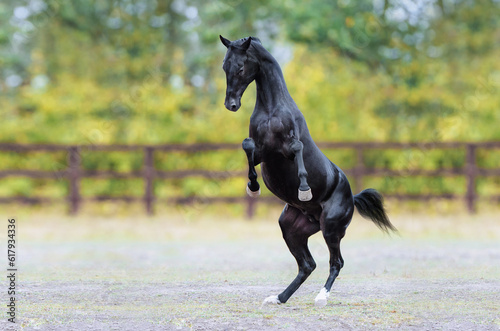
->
xmin=298 ymin=188 xmax=312 ymax=201
xmin=314 ymin=288 xmax=329 ymax=307
xmin=262 ymin=295 xmax=281 ymax=305
xmin=246 ymin=185 xmax=261 ymax=198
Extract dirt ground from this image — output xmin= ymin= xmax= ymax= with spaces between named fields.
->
xmin=2 ymin=208 xmax=499 ymax=330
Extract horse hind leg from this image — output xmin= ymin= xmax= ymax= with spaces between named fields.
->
xmin=263 ymin=205 xmax=320 ymax=304
xmin=315 ymin=203 xmax=353 ymax=307
xmin=242 ymin=138 xmax=260 ymax=197
xmin=314 ymin=235 xmax=344 ymax=307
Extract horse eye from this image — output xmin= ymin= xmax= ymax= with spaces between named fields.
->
xmin=238 ymin=67 xmax=244 ymax=75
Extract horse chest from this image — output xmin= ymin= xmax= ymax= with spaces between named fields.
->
xmin=252 ymin=116 xmax=292 ymax=153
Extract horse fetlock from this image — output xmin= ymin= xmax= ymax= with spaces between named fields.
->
xmin=248 ymin=173 xmax=258 ymax=182
xmin=246 ymin=183 xmax=261 ymax=198
xmin=298 ymin=188 xmax=312 ymax=201
xmin=248 ymin=180 xmax=260 ymax=191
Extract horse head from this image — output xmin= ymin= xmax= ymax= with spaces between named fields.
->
xmin=220 ymin=35 xmax=260 ymax=112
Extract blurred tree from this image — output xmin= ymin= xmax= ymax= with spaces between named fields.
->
xmin=0 ymin=1 xmax=33 ymax=91
xmin=282 ymin=0 xmax=395 ymax=67
xmin=0 ymin=0 xmax=499 ymax=200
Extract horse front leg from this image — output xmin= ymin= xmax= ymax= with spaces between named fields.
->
xmin=242 ymin=137 xmax=260 ymax=197
xmin=290 ymin=139 xmax=312 ymax=201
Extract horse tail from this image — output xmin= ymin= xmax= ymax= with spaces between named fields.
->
xmin=353 ymin=188 xmax=397 ymax=233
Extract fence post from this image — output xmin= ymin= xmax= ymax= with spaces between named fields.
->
xmin=246 ymin=195 xmax=256 ymax=219
xmin=465 ymin=144 xmax=477 ymax=213
xmin=144 ymin=147 xmax=155 ymax=215
xmin=68 ymin=146 xmax=81 ymax=215
xmin=353 ymin=148 xmax=365 ymax=194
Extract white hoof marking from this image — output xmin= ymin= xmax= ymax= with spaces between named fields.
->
xmin=262 ymin=295 xmax=281 ymax=305
xmin=314 ymin=288 xmax=329 ymax=307
xmin=246 ymin=185 xmax=261 ymax=198
xmin=298 ymin=188 xmax=313 ymax=201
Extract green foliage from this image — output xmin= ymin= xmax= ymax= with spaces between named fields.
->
xmin=0 ymin=0 xmax=499 ymax=202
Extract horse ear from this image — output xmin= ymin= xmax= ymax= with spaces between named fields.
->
xmin=240 ymin=37 xmax=252 ymax=51
xmin=220 ymin=35 xmax=231 ymax=48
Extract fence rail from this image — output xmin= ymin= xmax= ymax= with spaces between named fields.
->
xmin=1 ymin=142 xmax=499 ymax=217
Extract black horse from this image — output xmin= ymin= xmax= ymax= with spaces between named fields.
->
xmin=220 ymin=36 xmax=396 ymax=306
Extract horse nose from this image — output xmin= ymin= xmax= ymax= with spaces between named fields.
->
xmin=225 ymin=98 xmax=239 ymax=111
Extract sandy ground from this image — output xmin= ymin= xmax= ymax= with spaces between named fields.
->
xmin=1 ymin=209 xmax=499 ymax=330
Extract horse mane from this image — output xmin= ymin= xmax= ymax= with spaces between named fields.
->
xmin=232 ymin=36 xmax=275 ymax=64
xmin=249 ymin=36 xmax=262 ymax=44
xmin=233 ymin=36 xmax=262 ymax=46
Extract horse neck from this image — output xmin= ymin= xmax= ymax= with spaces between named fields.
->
xmin=254 ymin=58 xmax=292 ymax=115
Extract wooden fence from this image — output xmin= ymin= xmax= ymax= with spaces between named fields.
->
xmin=0 ymin=142 xmax=499 ymax=217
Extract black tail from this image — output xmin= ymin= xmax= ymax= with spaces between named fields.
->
xmin=353 ymin=189 xmax=397 ymax=233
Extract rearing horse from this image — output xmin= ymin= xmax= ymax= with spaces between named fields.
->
xmin=220 ymin=36 xmax=396 ymax=306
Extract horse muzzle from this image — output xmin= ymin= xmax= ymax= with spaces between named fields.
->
xmin=224 ymin=97 xmax=241 ymax=112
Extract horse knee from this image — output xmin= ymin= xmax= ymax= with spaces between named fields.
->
xmin=242 ymin=137 xmax=255 ymax=152
xmin=248 ymin=171 xmax=258 ymax=181
xmin=289 ymin=139 xmax=303 ymax=154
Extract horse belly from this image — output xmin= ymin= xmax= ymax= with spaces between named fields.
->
xmin=261 ymin=159 xmax=300 ymax=203
xmin=261 ymin=152 xmax=333 ymax=205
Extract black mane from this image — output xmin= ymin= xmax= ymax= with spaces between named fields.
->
xmin=233 ymin=36 xmax=262 ymax=46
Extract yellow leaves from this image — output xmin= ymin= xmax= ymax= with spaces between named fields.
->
xmin=406 ymin=92 xmax=420 ymax=107
xmin=345 ymin=16 xmax=355 ymax=28
xmin=3 ymin=37 xmax=500 ymax=147
xmin=283 ymin=46 xmax=394 ymax=141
